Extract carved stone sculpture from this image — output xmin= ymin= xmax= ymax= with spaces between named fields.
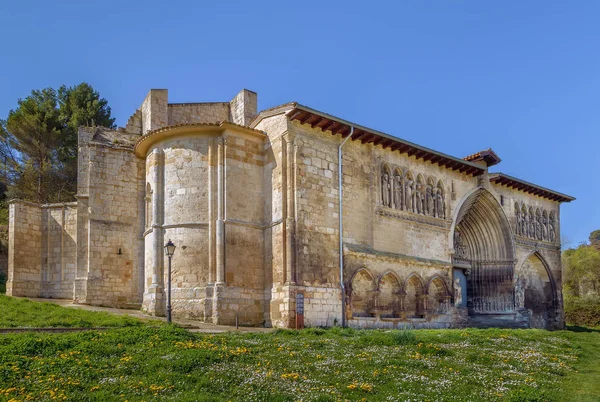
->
xmin=415 ymin=183 xmax=423 ymax=214
xmin=549 ymin=217 xmax=556 ymax=242
xmin=405 ymin=180 xmax=413 ymax=212
xmin=453 ymin=277 xmax=463 ymax=307
xmin=542 ymin=214 xmax=548 ymax=241
xmin=393 ymin=176 xmax=403 ymax=210
xmin=523 ymin=211 xmax=529 ymax=237
xmin=382 ymin=173 xmax=391 ymax=207
xmin=435 ymin=188 xmax=445 ymax=219
xmin=515 ymin=207 xmax=521 ymax=235
xmin=426 ymin=185 xmax=434 ymax=216
xmin=535 ymin=214 xmax=542 ymax=240
xmin=529 ymin=212 xmax=535 ymax=239
xmin=515 ymin=277 xmax=526 ymax=309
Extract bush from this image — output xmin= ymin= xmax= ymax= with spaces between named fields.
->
xmin=564 ymin=295 xmax=600 ymax=327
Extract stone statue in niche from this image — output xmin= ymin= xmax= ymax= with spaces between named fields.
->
xmin=426 ymin=185 xmax=434 ymax=216
xmin=415 ymin=182 xmax=423 ymax=214
xmin=435 ymin=188 xmax=445 ymax=219
xmin=529 ymin=212 xmax=535 ymax=239
xmin=523 ymin=211 xmax=530 ymax=237
xmin=549 ymin=216 xmax=556 ymax=242
xmin=394 ymin=175 xmax=403 ymax=210
xmin=515 ymin=206 xmax=521 ymax=235
xmin=514 ymin=277 xmax=526 ymax=309
xmin=542 ymin=214 xmax=548 ymax=241
xmin=382 ymin=173 xmax=391 ymax=207
xmin=405 ymin=180 xmax=414 ymax=212
xmin=535 ymin=213 xmax=542 ymax=240
xmin=453 ymin=277 xmax=463 ymax=307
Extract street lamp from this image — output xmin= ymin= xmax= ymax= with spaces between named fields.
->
xmin=164 ymin=239 xmax=176 ymax=323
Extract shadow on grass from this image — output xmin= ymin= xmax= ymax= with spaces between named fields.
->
xmin=566 ymin=325 xmax=600 ymax=333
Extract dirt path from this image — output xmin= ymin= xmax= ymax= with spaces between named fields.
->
xmin=24 ymin=297 xmax=274 ymax=333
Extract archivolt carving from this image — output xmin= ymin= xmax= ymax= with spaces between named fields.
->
xmin=514 ymin=202 xmax=556 ymax=242
xmin=380 ymin=163 xmax=446 ymax=219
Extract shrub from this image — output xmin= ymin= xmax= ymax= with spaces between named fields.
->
xmin=564 ymin=295 xmax=600 ymax=328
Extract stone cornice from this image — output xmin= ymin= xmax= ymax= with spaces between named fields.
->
xmin=345 ymin=243 xmax=451 ymax=268
xmin=515 ymin=237 xmax=561 ymax=251
xmin=134 ymin=122 xmax=266 ymax=158
xmin=376 ymin=206 xmax=451 ymax=230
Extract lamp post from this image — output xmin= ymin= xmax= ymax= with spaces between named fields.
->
xmin=164 ymin=239 xmax=176 ymax=323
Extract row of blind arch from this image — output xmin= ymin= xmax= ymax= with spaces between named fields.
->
xmin=381 ymin=164 xmax=446 ymax=219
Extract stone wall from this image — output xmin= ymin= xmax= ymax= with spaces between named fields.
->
xmin=254 ymin=111 xmax=291 ymax=327
xmin=7 ymin=87 xmax=569 ymax=330
xmin=168 ymin=103 xmax=230 ymax=125
xmin=75 ymin=127 xmax=145 ymax=309
xmin=230 ymin=89 xmax=257 ymax=126
xmin=40 ymin=204 xmax=77 ymax=299
xmin=141 ymin=89 xmax=168 ymax=134
xmin=7 ymin=202 xmax=42 ymax=297
xmin=140 ymin=126 xmax=268 ymax=325
xmin=268 ymin=115 xmax=566 ymax=329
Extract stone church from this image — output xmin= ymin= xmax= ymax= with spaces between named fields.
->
xmin=6 ymin=88 xmax=574 ymax=330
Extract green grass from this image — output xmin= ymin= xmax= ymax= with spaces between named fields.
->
xmin=0 ymin=295 xmax=149 ymax=328
xmin=0 ymin=326 xmax=598 ymax=401
xmin=0 ymin=297 xmax=598 ymax=401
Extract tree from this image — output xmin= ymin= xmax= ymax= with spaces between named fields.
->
xmin=56 ymin=83 xmax=116 ymax=200
xmin=5 ymin=88 xmax=63 ymax=203
xmin=563 ymin=243 xmax=600 ymax=297
xmin=590 ymin=230 xmax=600 ymax=249
xmin=2 ymin=83 xmax=114 ymax=204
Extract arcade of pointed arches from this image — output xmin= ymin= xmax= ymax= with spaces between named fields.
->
xmin=380 ymin=163 xmax=446 ymax=219
xmin=347 ymin=268 xmax=451 ymax=319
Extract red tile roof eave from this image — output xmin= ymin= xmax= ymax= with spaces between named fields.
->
xmin=286 ymin=105 xmax=486 ymax=176
xmin=489 ymin=173 xmax=575 ymax=203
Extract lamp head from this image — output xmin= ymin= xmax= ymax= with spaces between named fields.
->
xmin=164 ymin=239 xmax=176 ymax=257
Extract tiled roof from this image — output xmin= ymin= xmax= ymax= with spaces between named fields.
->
xmin=489 ymin=173 xmax=575 ymax=203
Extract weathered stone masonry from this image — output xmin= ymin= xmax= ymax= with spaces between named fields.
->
xmin=7 ymin=88 xmax=575 ymax=330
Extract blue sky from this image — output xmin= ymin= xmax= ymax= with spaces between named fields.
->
xmin=1 ymin=1 xmax=598 ymax=247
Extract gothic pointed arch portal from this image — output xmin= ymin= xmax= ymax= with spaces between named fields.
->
xmin=452 ymin=188 xmax=516 ymax=314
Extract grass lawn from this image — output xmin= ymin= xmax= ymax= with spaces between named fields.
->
xmin=0 ymin=297 xmax=598 ymax=401
xmin=0 ymin=295 xmax=149 ymax=328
